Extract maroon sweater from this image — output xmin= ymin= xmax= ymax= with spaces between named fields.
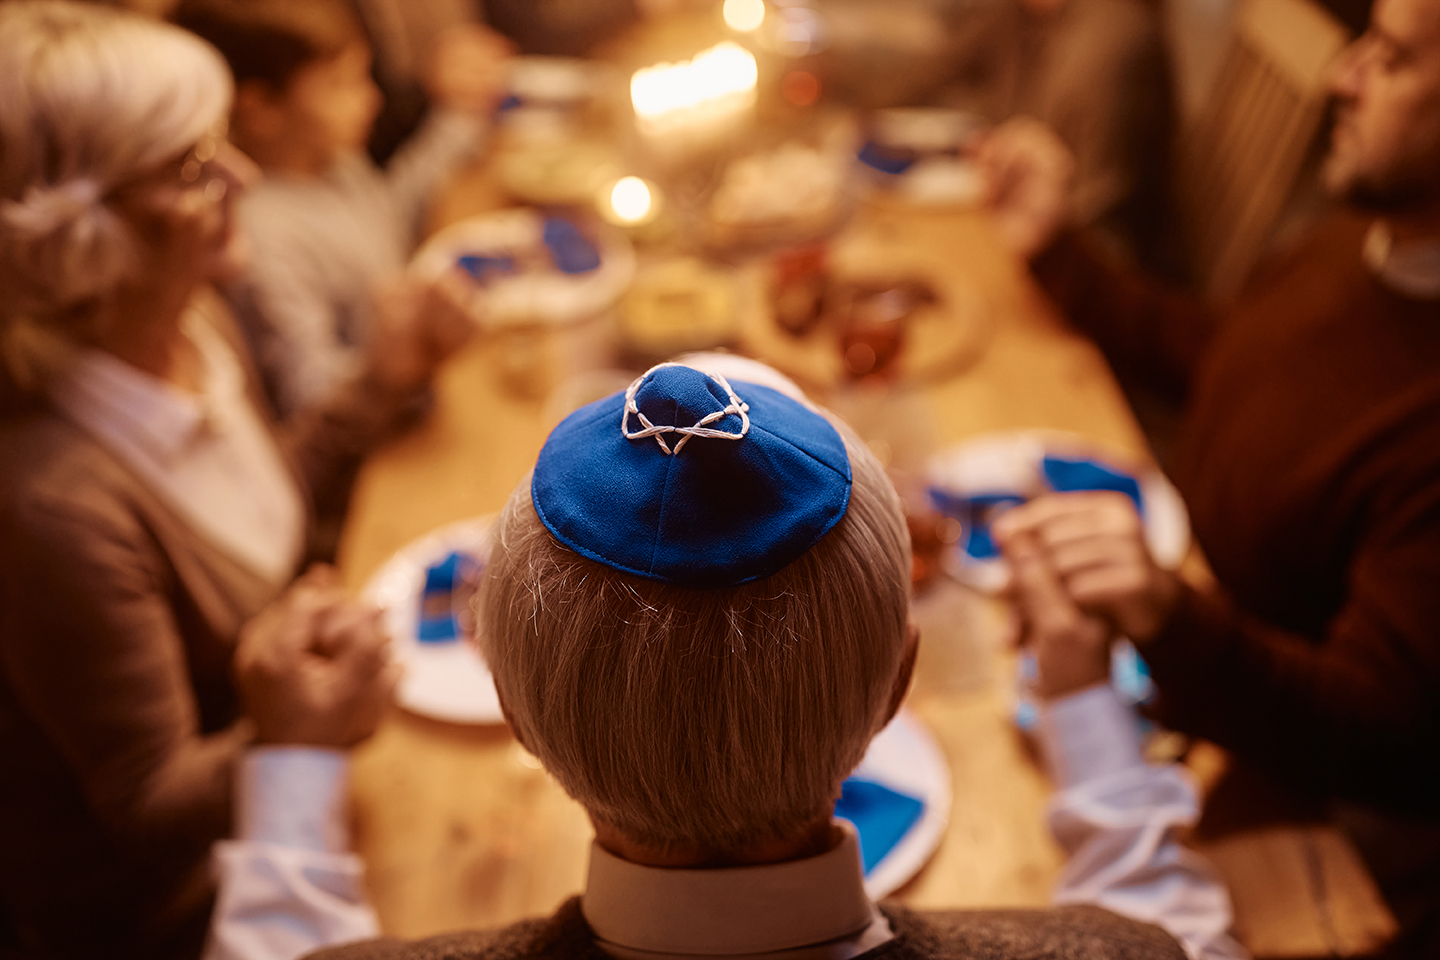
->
xmin=1034 ymin=215 xmax=1440 ymax=814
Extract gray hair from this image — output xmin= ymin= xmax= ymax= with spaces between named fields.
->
xmin=0 ymin=1 xmax=232 ymax=389
xmin=479 ymin=421 xmax=911 ymax=855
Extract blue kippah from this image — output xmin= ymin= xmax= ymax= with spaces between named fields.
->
xmin=532 ymin=363 xmax=853 ymax=586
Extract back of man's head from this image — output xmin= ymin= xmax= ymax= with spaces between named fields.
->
xmin=479 ymin=364 xmax=910 ymax=857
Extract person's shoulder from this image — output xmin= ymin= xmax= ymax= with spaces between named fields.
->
xmin=0 ymin=412 xmax=150 ymax=548
xmin=304 ymin=898 xmax=607 ymax=960
xmin=1 ymin=410 xmax=115 ymax=504
xmin=876 ymin=901 xmax=1188 ymax=960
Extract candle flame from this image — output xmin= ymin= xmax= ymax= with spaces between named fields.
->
xmin=630 ymin=41 xmax=758 ymax=120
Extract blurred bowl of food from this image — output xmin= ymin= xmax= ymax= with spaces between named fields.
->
xmin=698 ymin=123 xmax=860 ymax=254
xmin=619 ymin=256 xmax=741 ymax=365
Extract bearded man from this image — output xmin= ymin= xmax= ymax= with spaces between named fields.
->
xmin=981 ymin=0 xmax=1440 ymax=954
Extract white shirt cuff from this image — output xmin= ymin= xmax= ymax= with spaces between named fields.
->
xmin=235 ymin=746 xmax=351 ymax=853
xmin=1038 ymin=684 xmax=1146 ymax=788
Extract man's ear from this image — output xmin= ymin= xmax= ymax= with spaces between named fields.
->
xmin=882 ymin=621 xmax=920 ymax=727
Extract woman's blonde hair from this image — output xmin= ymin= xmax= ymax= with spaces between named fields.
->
xmin=0 ymin=1 xmax=232 ymax=391
xmin=480 ymin=421 xmax=911 ymax=855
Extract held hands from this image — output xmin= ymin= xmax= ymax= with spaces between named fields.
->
xmin=994 ymin=492 xmax=1183 ymax=698
xmin=1002 ymin=530 xmax=1113 ymax=699
xmin=973 ymin=117 xmax=1075 ymax=262
xmin=365 ymin=272 xmax=476 ymax=395
xmin=235 ymin=572 xmax=400 ymax=748
xmin=424 ymin=23 xmax=516 ymax=117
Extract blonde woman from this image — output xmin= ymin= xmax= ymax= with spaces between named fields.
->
xmin=0 ymin=4 xmax=451 ymax=957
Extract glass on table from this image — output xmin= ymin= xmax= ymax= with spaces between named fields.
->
xmin=830 ymin=278 xmax=936 ymax=381
xmin=771 ymin=242 xmax=829 ymax=336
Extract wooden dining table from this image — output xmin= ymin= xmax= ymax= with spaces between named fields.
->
xmin=335 ymin=11 xmax=1400 ymax=958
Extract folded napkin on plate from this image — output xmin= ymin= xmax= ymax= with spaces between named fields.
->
xmin=418 ymin=551 xmax=480 ymax=644
xmin=1040 ymin=455 xmax=1143 ymax=514
xmin=457 ymin=254 xmax=517 ymax=283
xmin=543 ymin=217 xmax=600 ymax=274
xmin=926 ymin=489 xmax=1026 ymax=560
xmin=835 ymin=777 xmax=925 ymax=875
xmin=857 ymin=142 xmax=915 ymax=175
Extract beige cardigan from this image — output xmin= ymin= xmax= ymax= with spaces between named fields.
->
xmin=0 ymin=291 xmax=418 ymax=959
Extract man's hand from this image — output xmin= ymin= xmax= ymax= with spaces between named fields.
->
xmin=424 ymin=23 xmax=515 ymax=117
xmin=365 ymin=272 xmax=476 ymax=394
xmin=973 ymin=116 xmax=1075 ymax=261
xmin=1003 ymin=530 xmax=1113 ymax=699
xmin=993 ymin=491 xmax=1182 ymax=644
xmin=235 ymin=585 xmax=400 ymax=748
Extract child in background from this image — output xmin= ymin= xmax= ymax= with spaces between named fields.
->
xmin=175 ymin=0 xmax=512 ymax=419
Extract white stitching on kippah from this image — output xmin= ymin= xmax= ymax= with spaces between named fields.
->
xmin=621 ymin=362 xmax=751 ymax=455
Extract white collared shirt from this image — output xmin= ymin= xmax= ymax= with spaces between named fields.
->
xmin=48 ymin=311 xmax=306 ymax=585
xmin=583 ymin=827 xmax=894 ymax=960
xmin=1363 ymin=220 xmax=1440 ymax=300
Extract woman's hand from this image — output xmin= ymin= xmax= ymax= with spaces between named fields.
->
xmin=234 ymin=582 xmax=400 ymax=748
xmin=425 ymin=23 xmax=516 ymax=117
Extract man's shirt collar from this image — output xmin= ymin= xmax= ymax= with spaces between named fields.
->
xmin=582 ymin=823 xmax=892 ymax=960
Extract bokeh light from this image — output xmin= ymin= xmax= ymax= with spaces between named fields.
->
xmin=723 ymin=0 xmax=766 ymax=32
xmin=609 ymin=177 xmax=654 ymax=224
xmin=781 ymin=70 xmax=821 ymax=107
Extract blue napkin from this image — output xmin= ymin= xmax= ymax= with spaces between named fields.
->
xmin=417 ymin=551 xmax=480 ymax=644
xmin=927 ymin=488 xmax=1027 ymax=560
xmin=834 ymin=777 xmax=926 ymax=875
xmin=542 ymin=217 xmax=601 ymax=274
xmin=857 ymin=141 xmax=915 ymax=175
xmin=1041 ymin=455 xmax=1143 ymax=515
xmin=457 ymin=254 xmax=517 ymax=284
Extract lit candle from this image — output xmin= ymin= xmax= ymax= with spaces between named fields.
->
xmin=630 ymin=41 xmax=758 ymax=146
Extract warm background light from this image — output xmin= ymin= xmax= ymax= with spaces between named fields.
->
xmin=630 ymin=41 xmax=758 ymax=121
xmin=723 ymin=0 xmax=766 ymax=32
xmin=609 ymin=177 xmax=654 ymax=223
xmin=781 ymin=70 xmax=821 ymax=107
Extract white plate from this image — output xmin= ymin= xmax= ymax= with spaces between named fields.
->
xmin=926 ymin=431 xmax=1190 ymax=593
xmin=410 ymin=209 xmax=636 ymax=328
xmin=851 ymin=709 xmax=952 ymax=899
xmin=509 ymin=56 xmax=603 ymax=105
xmin=871 ymin=108 xmax=985 ymax=154
xmin=362 ymin=517 xmax=502 ymax=725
